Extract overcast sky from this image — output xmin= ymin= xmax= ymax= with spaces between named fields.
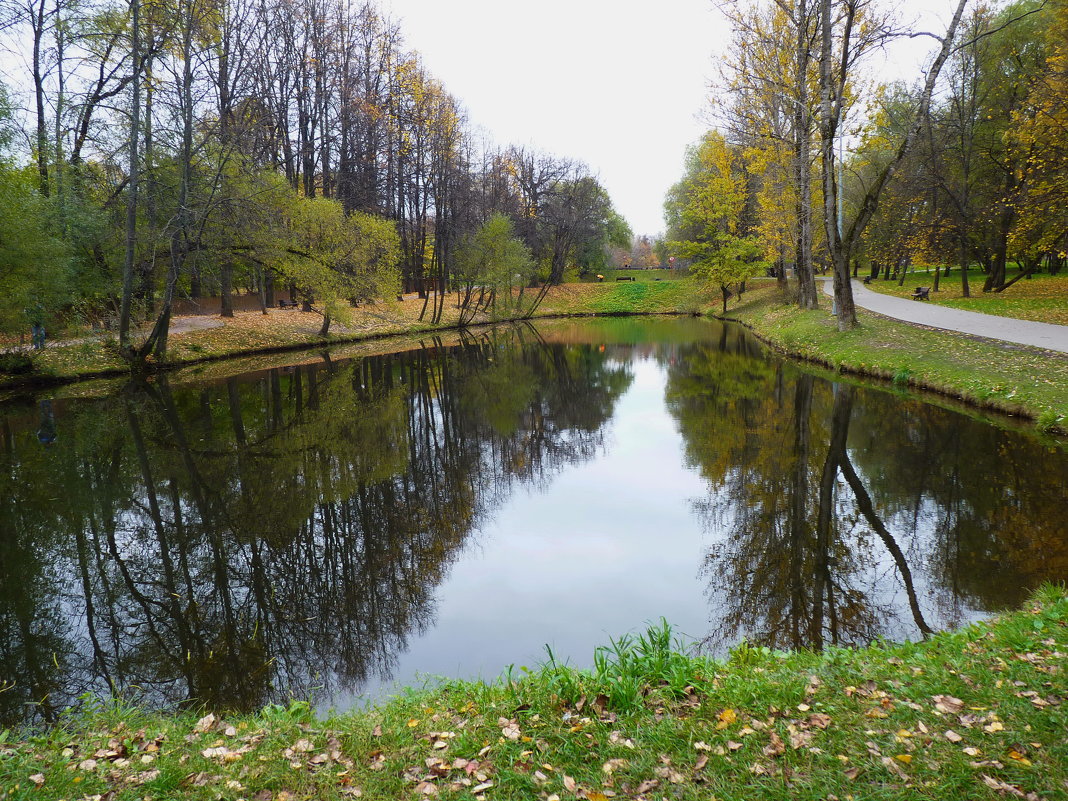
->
xmin=383 ymin=0 xmax=955 ymax=236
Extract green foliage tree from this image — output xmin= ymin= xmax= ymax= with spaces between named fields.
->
xmin=452 ymin=213 xmax=534 ymax=324
xmin=0 ymin=84 xmax=70 ymax=340
xmin=278 ymin=194 xmax=401 ymax=336
xmin=665 ymin=131 xmax=766 ymax=313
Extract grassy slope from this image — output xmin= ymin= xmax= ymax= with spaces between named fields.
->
xmin=727 ymin=283 xmax=1068 ymax=433
xmin=2 ymin=587 xmax=1065 ymax=801
xmin=861 ymin=268 xmax=1068 ymax=326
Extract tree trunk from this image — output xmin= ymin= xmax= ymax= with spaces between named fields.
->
xmin=118 ymin=0 xmax=142 ymax=352
xmin=220 ymin=261 xmax=234 ymax=317
xmin=818 ymin=0 xmax=857 ymax=330
xmin=793 ymin=0 xmax=818 ymax=309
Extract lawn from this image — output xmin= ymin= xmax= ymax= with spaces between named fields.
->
xmin=571 ymin=268 xmax=691 ymax=283
xmin=862 ymin=267 xmax=1068 ymax=326
xmin=2 ymin=587 xmax=1065 ymax=800
xmin=728 ymin=283 xmax=1068 ymax=434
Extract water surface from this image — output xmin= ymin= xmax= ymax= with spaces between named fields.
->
xmin=1 ymin=317 xmax=1065 ymax=726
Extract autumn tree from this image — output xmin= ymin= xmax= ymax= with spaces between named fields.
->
xmin=665 ymin=131 xmax=766 ymax=314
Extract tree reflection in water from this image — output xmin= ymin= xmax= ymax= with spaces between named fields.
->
xmin=1 ymin=318 xmax=1064 ymax=727
xmin=0 ymin=328 xmax=632 ymax=727
xmin=664 ymin=328 xmax=1068 ymax=653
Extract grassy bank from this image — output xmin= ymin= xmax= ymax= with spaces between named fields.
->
xmin=727 ymin=283 xmax=1068 ymax=434
xmin=0 ymin=281 xmax=715 ymax=388
xmin=2 ymin=587 xmax=1065 ymax=800
xmin=861 ymin=268 xmax=1068 ymax=326
xmin=3 ymin=279 xmax=1067 ymax=435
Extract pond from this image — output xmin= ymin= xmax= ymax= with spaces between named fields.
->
xmin=1 ymin=317 xmax=1065 ymax=727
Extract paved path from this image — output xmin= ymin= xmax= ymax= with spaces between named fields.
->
xmin=822 ymin=279 xmax=1068 ymax=354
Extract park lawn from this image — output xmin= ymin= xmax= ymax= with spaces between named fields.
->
xmin=862 ymin=267 xmax=1068 ymax=326
xmin=727 ymin=283 xmax=1068 ymax=434
xmin=570 ymin=268 xmax=691 ymax=283
xmin=1 ymin=586 xmax=1065 ymax=801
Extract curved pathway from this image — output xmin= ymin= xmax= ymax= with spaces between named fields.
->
xmin=822 ymin=279 xmax=1068 ymax=354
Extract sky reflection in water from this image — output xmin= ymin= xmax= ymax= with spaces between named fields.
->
xmin=0 ymin=317 xmax=1064 ymax=725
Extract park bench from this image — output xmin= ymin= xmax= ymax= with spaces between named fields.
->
xmin=278 ymin=298 xmax=298 ymax=309
xmin=911 ymin=286 xmax=930 ymax=301
xmin=863 ymin=275 xmax=873 ymax=285
xmin=615 ymin=276 xmax=635 ymax=281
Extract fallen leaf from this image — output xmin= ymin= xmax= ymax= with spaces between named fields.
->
xmin=808 ymin=713 xmax=832 ymax=729
xmin=984 ymin=721 xmax=1004 ymax=734
xmin=716 ymin=708 xmax=737 ymax=729
xmin=844 ymin=766 xmax=861 ymax=780
xmin=414 ymin=780 xmax=439 ymax=795
xmin=655 ymin=765 xmax=685 ymax=784
xmin=933 ymin=695 xmax=964 ymax=714
xmin=1007 ymin=750 xmax=1032 ymax=766
xmin=980 ymin=774 xmax=1029 ymax=798
xmin=945 ymin=730 xmax=963 ymax=743
xmin=726 ymin=741 xmax=743 ymax=751
xmin=29 ymin=774 xmax=45 ymax=787
xmin=693 ymin=741 xmax=711 ymax=752
xmin=602 ymin=758 xmax=628 ymax=774
xmin=292 ymin=738 xmax=314 ymax=752
xmin=193 ymin=713 xmax=217 ymax=733
xmin=895 ymin=754 xmax=912 ymax=764
xmin=695 ymin=754 xmax=709 ymax=771
xmin=592 ymin=694 xmax=610 ymax=717
xmin=563 ymin=774 xmax=577 ymax=793
xmin=763 ymin=732 xmax=785 ymax=757
xmin=635 ymin=779 xmax=659 ymax=793
xmin=881 ymin=756 xmax=908 ymax=780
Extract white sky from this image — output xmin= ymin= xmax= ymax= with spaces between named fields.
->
xmin=383 ymin=0 xmax=955 ymax=236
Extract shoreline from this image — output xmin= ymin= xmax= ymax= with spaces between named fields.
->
xmin=2 ymin=281 xmax=1065 ymax=435
xmin=2 ymin=587 xmax=1065 ymax=800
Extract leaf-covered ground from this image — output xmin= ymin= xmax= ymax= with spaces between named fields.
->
xmin=861 ymin=269 xmax=1068 ymax=326
xmin=1 ymin=281 xmax=716 ymax=386
xmin=1 ymin=588 xmax=1065 ymax=800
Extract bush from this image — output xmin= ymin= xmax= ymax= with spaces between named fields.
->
xmin=0 ymin=350 xmax=36 ymax=375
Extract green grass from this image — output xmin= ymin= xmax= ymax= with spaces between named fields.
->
xmin=571 ymin=268 xmax=691 ymax=283
xmin=862 ymin=267 xmax=1068 ymax=326
xmin=729 ymin=284 xmax=1068 ymax=435
xmin=2 ymin=587 xmax=1066 ymax=800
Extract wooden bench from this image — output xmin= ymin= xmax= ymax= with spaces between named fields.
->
xmin=910 ymin=286 xmax=930 ymax=301
xmin=278 ymin=298 xmax=298 ymax=309
xmin=615 ymin=276 xmax=635 ymax=281
xmin=862 ymin=275 xmax=873 ymax=285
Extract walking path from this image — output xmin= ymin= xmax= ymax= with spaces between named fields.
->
xmin=822 ymin=279 xmax=1068 ymax=354
xmin=11 ymin=315 xmax=224 ymax=353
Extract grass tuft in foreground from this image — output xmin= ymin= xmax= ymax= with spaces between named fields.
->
xmin=2 ymin=586 xmax=1066 ymax=800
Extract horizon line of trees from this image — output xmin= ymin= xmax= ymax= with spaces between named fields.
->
xmin=0 ymin=0 xmax=631 ymax=363
xmin=665 ymin=0 xmax=1067 ymax=327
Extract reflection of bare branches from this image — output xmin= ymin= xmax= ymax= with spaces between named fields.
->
xmin=0 ymin=330 xmax=632 ymax=726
